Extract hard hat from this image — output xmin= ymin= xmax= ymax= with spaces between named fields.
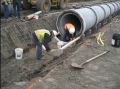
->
xmin=52 ymin=30 xmax=58 ymax=36
xmin=69 ymin=28 xmax=75 ymax=34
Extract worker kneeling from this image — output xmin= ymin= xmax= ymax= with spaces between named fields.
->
xmin=63 ymin=23 xmax=76 ymax=42
xmin=32 ymin=29 xmax=54 ymax=60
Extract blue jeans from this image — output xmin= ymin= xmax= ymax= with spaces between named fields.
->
xmin=32 ymin=32 xmax=42 ymax=60
xmin=13 ymin=0 xmax=21 ymax=18
xmin=3 ymin=4 xmax=10 ymax=19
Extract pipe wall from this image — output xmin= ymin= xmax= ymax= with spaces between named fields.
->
xmin=57 ymin=1 xmax=120 ymax=36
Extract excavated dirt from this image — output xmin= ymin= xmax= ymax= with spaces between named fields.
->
xmin=2 ymin=15 xmax=120 ymax=89
xmin=1 ymin=0 xmax=119 ymax=89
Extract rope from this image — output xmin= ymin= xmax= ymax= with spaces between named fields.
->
xmin=96 ymin=32 xmax=105 ymax=46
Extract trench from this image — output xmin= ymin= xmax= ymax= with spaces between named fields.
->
xmin=1 ymin=12 xmax=88 ymax=88
xmin=1 ymin=2 xmax=85 ymax=88
xmin=1 ymin=13 xmax=59 ymax=87
xmin=26 ymin=42 xmax=82 ymax=79
xmin=1 ymin=10 xmax=85 ymax=88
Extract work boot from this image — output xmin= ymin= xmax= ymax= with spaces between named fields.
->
xmin=36 ymin=55 xmax=44 ymax=60
xmin=36 ymin=58 xmax=41 ymax=60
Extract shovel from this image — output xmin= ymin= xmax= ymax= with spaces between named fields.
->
xmin=71 ymin=50 xmax=110 ymax=69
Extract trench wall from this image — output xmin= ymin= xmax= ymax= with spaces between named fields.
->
xmin=1 ymin=14 xmax=58 ymax=59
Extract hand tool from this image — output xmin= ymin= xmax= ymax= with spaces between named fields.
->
xmin=71 ymin=50 xmax=110 ymax=69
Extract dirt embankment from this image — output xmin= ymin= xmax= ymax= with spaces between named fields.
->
xmin=1 ymin=13 xmax=58 ymax=60
xmin=1 ymin=14 xmax=58 ymax=88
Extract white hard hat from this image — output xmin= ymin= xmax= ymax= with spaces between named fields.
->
xmin=52 ymin=30 xmax=58 ymax=36
xmin=69 ymin=28 xmax=75 ymax=34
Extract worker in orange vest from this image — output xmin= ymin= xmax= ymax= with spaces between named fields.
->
xmin=32 ymin=29 xmax=55 ymax=60
xmin=63 ymin=23 xmax=76 ymax=42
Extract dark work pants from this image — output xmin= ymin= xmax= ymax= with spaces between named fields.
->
xmin=13 ymin=0 xmax=21 ymax=18
xmin=63 ymin=29 xmax=73 ymax=42
xmin=32 ymin=32 xmax=42 ymax=59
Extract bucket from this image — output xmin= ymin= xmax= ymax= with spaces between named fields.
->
xmin=15 ymin=48 xmax=23 ymax=60
xmin=57 ymin=41 xmax=64 ymax=49
xmin=111 ymin=33 xmax=120 ymax=47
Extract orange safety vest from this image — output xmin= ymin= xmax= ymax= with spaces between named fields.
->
xmin=64 ymin=23 xmax=75 ymax=30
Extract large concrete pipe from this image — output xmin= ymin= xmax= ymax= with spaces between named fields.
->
xmin=57 ymin=1 xmax=120 ymax=36
xmin=100 ymin=4 xmax=111 ymax=19
xmin=116 ymin=2 xmax=120 ymax=10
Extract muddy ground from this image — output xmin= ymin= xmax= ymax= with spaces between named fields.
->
xmin=2 ymin=15 xmax=120 ymax=89
xmin=26 ymin=17 xmax=120 ymax=89
xmin=1 ymin=0 xmax=120 ymax=89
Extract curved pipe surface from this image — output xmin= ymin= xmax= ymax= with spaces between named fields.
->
xmin=100 ymin=4 xmax=111 ymax=18
xmin=57 ymin=1 xmax=120 ymax=36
